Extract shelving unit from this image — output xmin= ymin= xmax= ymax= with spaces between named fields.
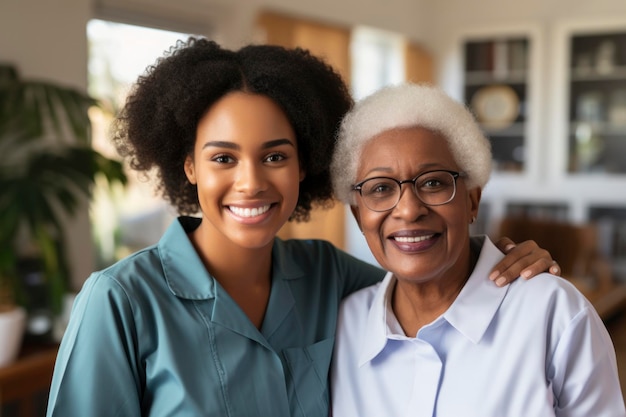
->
xmin=505 ymin=202 xmax=570 ymax=222
xmin=453 ymin=20 xmax=626 ymax=294
xmin=567 ymin=32 xmax=626 ymax=174
xmin=590 ymin=206 xmax=626 ymax=283
xmin=463 ymin=37 xmax=530 ymax=172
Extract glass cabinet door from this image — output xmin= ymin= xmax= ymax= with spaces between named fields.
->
xmin=568 ymin=32 xmax=626 ymax=173
xmin=463 ymin=37 xmax=529 ymax=172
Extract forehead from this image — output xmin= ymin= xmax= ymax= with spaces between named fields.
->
xmin=197 ymin=91 xmax=295 ymax=144
xmin=358 ymin=126 xmax=456 ymax=171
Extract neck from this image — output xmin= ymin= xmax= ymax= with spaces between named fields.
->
xmin=188 ymin=221 xmax=273 ymax=329
xmin=392 ymin=245 xmax=478 ymax=337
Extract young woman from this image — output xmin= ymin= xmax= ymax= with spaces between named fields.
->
xmin=46 ymin=38 xmax=559 ymax=417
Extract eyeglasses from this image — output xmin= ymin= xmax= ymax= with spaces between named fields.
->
xmin=352 ymin=170 xmax=464 ymax=212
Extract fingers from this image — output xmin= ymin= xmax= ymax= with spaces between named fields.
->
xmin=489 ymin=240 xmax=560 ymax=287
xmin=494 ymin=236 xmax=516 ymax=254
xmin=550 ymin=260 xmax=561 ymax=276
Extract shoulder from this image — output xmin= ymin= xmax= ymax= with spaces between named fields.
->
xmin=480 ymin=237 xmax=593 ymax=316
xmin=342 ymin=280 xmax=382 ymax=305
xmin=276 ymin=237 xmax=337 ymax=256
xmin=68 ymin=246 xmax=174 ymax=343
xmin=339 ymin=276 xmax=385 ymax=318
xmin=511 ymin=272 xmax=588 ymax=302
xmin=275 ymin=237 xmax=373 ymax=270
xmin=273 ymin=238 xmax=339 ymax=271
xmin=334 ymin=276 xmax=387 ymax=357
xmin=276 ymin=238 xmax=384 ymax=285
xmin=506 ymin=272 xmax=595 ymax=321
xmin=80 ymin=245 xmax=165 ymax=303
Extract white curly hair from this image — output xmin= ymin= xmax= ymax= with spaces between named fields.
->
xmin=331 ymin=83 xmax=492 ymax=206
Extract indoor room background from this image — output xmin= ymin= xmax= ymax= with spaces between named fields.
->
xmin=2 ymin=0 xmax=626 ymax=408
xmin=3 ymin=0 xmax=626 ymax=288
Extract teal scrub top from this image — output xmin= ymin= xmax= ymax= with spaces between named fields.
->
xmin=46 ymin=216 xmax=384 ymax=417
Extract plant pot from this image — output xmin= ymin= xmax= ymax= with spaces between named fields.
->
xmin=0 ymin=306 xmax=26 ymax=367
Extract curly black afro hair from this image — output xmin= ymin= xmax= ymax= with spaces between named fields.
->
xmin=112 ymin=37 xmax=353 ymax=222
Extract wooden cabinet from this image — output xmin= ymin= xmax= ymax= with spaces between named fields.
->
xmin=255 ymin=10 xmax=351 ymax=251
xmin=0 ymin=343 xmax=58 ymax=417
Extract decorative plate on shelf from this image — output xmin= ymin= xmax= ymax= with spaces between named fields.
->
xmin=470 ymin=85 xmax=520 ymax=130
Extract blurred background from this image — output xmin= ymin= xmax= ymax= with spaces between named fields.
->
xmin=1 ymin=0 xmax=626 ymax=414
xmin=4 ymin=0 xmax=626 ymax=288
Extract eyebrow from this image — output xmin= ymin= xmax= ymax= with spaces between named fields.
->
xmin=361 ymin=162 xmax=442 ymax=177
xmin=201 ymin=138 xmax=295 ymax=150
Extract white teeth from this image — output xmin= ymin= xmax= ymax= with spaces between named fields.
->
xmin=394 ymin=234 xmax=434 ymax=243
xmin=230 ymin=205 xmax=271 ymax=218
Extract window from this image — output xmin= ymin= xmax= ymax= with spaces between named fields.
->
xmin=87 ymin=19 xmax=191 ymax=267
xmin=345 ymin=26 xmax=406 ymax=266
xmin=350 ymin=26 xmax=405 ymax=100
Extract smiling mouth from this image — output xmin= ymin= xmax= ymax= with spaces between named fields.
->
xmin=228 ymin=205 xmax=272 ymax=218
xmin=392 ymin=234 xmax=435 ymax=243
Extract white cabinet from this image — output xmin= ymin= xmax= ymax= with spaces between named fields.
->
xmin=456 ymin=19 xmax=626 ymax=282
xmin=464 ymin=37 xmax=529 ymax=172
xmin=565 ymin=31 xmax=626 ymax=174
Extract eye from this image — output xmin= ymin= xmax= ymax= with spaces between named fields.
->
xmin=211 ymin=154 xmax=235 ymax=164
xmin=264 ymin=152 xmax=287 ymax=163
xmin=423 ymin=178 xmax=442 ymax=188
xmin=372 ymin=184 xmax=394 ymax=193
xmin=417 ymin=172 xmax=453 ymax=192
xmin=362 ymin=179 xmax=397 ymax=197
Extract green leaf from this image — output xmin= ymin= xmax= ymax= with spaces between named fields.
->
xmin=0 ymin=62 xmax=127 ymax=313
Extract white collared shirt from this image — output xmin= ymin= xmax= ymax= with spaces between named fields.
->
xmin=331 ymin=237 xmax=625 ymax=417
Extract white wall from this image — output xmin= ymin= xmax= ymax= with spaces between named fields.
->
xmin=2 ymin=0 xmax=626 ymax=285
xmin=0 ymin=0 xmax=90 ymax=86
xmin=0 ymin=0 xmax=93 ymax=290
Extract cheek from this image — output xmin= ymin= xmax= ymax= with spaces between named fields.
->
xmin=279 ymin=164 xmax=304 ymax=195
xmin=445 ymin=203 xmax=472 ymax=228
xmin=439 ymin=207 xmax=472 ymax=249
xmin=281 ymin=177 xmax=302 ymax=208
xmin=195 ymin=170 xmax=226 ymax=199
xmin=360 ymin=212 xmax=386 ymax=245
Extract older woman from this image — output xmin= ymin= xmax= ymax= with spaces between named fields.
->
xmin=330 ymin=83 xmax=625 ymax=416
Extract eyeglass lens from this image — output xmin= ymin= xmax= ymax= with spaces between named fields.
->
xmin=358 ymin=170 xmax=457 ymax=211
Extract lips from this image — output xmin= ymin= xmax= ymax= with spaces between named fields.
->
xmin=392 ymin=234 xmax=435 ymax=243
xmin=388 ymin=232 xmax=439 ymax=252
xmin=228 ymin=204 xmax=271 ymax=218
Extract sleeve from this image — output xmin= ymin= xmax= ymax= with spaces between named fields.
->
xmin=328 ymin=244 xmax=385 ymax=299
xmin=46 ymin=272 xmax=143 ymax=417
xmin=550 ymin=306 xmax=626 ymax=416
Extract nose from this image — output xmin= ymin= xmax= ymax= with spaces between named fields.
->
xmin=392 ymin=183 xmax=428 ymax=219
xmin=234 ymin=161 xmax=267 ymax=195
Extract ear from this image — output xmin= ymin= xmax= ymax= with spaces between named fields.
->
xmin=299 ymin=167 xmax=306 ymax=182
xmin=184 ymin=155 xmax=197 ymax=185
xmin=468 ymin=187 xmax=482 ymax=223
xmin=350 ymin=205 xmax=363 ymax=232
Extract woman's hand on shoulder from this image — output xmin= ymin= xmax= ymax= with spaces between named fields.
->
xmin=490 ymin=237 xmax=561 ymax=287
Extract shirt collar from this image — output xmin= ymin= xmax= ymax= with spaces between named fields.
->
xmin=359 ymin=271 xmax=397 ymax=366
xmin=359 ymin=237 xmax=509 ymax=366
xmin=443 ymin=237 xmax=509 ymax=343
xmin=159 ymin=217 xmax=214 ymax=300
xmin=159 ymin=217 xmax=305 ymax=300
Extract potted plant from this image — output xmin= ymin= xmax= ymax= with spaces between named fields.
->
xmin=0 ymin=63 xmax=126 ymax=366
